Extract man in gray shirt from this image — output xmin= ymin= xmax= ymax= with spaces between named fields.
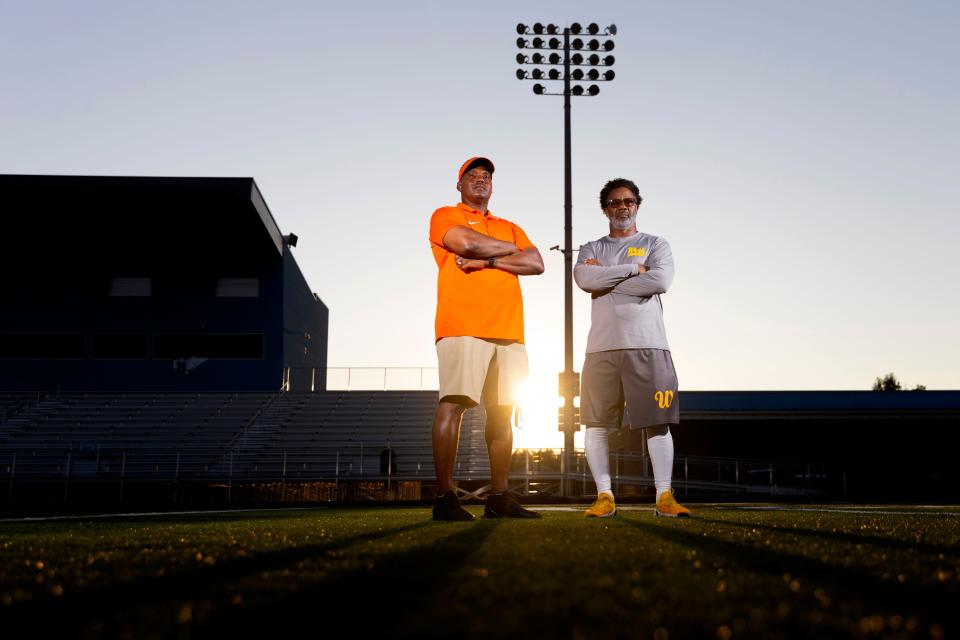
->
xmin=574 ymin=178 xmax=690 ymax=518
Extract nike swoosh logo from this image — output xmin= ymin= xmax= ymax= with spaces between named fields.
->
xmin=468 ymin=221 xmax=480 ymax=225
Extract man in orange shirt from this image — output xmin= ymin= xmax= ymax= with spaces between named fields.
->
xmin=428 ymin=156 xmax=545 ymax=521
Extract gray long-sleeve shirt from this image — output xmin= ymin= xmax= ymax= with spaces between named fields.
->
xmin=574 ymin=231 xmax=674 ymax=353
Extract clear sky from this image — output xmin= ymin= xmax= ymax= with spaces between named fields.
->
xmin=2 ymin=2 xmax=958 ymax=431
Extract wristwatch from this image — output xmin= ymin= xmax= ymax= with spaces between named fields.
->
xmin=487 ymin=257 xmax=496 ymax=269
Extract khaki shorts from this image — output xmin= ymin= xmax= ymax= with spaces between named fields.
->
xmin=436 ymin=336 xmax=528 ymax=407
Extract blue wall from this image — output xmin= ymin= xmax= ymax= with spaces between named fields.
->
xmin=0 ymin=175 xmax=326 ymax=392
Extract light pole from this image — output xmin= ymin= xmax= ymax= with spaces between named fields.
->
xmin=515 ymin=22 xmax=617 ymax=496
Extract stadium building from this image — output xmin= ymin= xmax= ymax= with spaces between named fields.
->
xmin=609 ymin=390 xmax=960 ymax=500
xmin=0 ymin=174 xmax=327 ymax=392
xmin=1 ymin=175 xmax=958 ymax=507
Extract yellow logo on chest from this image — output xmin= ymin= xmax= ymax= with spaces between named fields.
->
xmin=627 ymin=247 xmax=647 ymax=257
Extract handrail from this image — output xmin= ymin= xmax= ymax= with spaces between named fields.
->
xmin=325 ymin=367 xmax=439 ymax=391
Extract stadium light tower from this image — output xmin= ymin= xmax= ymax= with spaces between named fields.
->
xmin=515 ymin=21 xmax=617 ymax=495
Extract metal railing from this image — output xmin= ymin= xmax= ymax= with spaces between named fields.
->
xmin=2 ymin=446 xmax=829 ymax=506
xmin=325 ymin=368 xmax=439 ymax=391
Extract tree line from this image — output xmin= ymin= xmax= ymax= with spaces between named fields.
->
xmin=872 ymin=372 xmax=926 ymax=391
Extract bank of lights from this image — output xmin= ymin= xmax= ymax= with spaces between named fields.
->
xmin=515 ymin=22 xmax=617 ymax=96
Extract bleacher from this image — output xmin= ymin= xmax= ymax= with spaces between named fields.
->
xmin=1 ymin=392 xmax=273 ymax=479
xmin=0 ymin=391 xmax=489 ymax=483
xmin=0 ymin=391 xmax=842 ymax=502
xmin=212 ymin=391 xmax=490 ymax=481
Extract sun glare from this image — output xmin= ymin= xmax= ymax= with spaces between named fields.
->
xmin=513 ymin=374 xmax=569 ymax=450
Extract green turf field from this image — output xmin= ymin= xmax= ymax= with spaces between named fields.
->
xmin=1 ymin=504 xmax=957 ymax=638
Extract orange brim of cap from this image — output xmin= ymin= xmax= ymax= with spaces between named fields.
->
xmin=458 ymin=156 xmax=495 ymax=181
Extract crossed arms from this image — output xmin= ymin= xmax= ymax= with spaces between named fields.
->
xmin=442 ymin=226 xmax=544 ymax=276
xmin=573 ymin=239 xmax=674 ymax=298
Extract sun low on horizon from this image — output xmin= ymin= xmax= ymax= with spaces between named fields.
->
xmin=513 ymin=371 xmax=585 ymax=451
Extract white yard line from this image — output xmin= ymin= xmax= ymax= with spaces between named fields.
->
xmin=714 ymin=505 xmax=960 ymax=515
xmin=0 ymin=506 xmax=326 ymax=523
xmin=4 ymin=503 xmax=957 ymax=523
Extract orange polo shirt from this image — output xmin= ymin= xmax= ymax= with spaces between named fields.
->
xmin=429 ymin=203 xmax=533 ymax=343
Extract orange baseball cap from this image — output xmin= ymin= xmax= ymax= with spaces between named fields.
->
xmin=458 ymin=156 xmax=495 ymax=181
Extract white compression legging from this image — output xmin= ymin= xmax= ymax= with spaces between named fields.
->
xmin=584 ymin=426 xmax=674 ymax=499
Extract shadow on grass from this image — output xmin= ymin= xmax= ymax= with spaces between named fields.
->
xmin=204 ymin=518 xmax=501 ymax=637
xmin=621 ymin=515 xmax=957 ymax=627
xmin=7 ymin=518 xmax=435 ymax=632
xmin=695 ymin=515 xmax=960 ymax=556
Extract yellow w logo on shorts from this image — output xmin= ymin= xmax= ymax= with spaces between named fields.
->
xmin=654 ymin=390 xmax=675 ymax=409
xmin=627 ymin=247 xmax=647 ymax=257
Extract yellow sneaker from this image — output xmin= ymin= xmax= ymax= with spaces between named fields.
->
xmin=655 ymin=490 xmax=691 ymax=518
xmin=585 ymin=492 xmax=616 ymax=518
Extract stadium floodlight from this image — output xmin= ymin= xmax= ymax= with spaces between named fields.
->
xmin=511 ymin=21 xmax=619 ymax=495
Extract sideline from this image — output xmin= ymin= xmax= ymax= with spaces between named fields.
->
xmin=5 ymin=503 xmax=957 ymax=523
xmin=714 ymin=504 xmax=959 ymax=515
xmin=0 ymin=506 xmax=329 ymax=524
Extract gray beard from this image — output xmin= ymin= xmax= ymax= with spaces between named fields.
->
xmin=606 ymin=213 xmax=636 ymax=231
